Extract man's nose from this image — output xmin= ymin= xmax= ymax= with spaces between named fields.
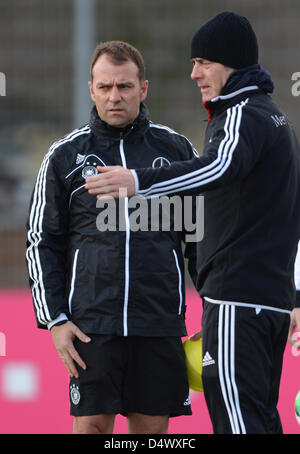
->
xmin=109 ymin=86 xmax=122 ymax=102
xmin=191 ymin=64 xmax=203 ymax=80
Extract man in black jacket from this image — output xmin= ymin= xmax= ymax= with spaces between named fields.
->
xmin=86 ymin=13 xmax=300 ymax=434
xmin=26 ymin=41 xmax=199 ymax=434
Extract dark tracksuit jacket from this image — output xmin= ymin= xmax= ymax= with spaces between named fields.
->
xmin=26 ymin=103 xmax=198 ymax=336
xmin=134 ymin=66 xmax=300 ymax=313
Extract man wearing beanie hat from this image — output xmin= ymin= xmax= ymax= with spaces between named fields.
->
xmin=85 ymin=12 xmax=300 ymax=434
xmin=190 ymin=11 xmax=259 ymax=70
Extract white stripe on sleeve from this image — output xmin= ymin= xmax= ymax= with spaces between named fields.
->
xmin=26 ymin=126 xmax=90 ymax=325
xmin=139 ymin=99 xmax=249 ymax=198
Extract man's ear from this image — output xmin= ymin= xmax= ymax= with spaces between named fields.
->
xmin=140 ymin=80 xmax=149 ymax=102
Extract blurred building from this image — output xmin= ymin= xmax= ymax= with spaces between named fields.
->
xmin=0 ymin=0 xmax=300 ymax=287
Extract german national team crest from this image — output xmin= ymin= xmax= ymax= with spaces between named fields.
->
xmin=70 ymin=384 xmax=81 ymax=405
xmin=82 ymin=165 xmax=98 ymax=179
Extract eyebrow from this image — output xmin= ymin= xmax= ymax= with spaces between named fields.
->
xmin=192 ymin=58 xmax=211 ymax=64
xmin=96 ymin=81 xmax=135 ymax=87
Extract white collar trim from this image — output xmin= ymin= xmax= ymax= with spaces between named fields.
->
xmin=210 ymin=85 xmax=259 ymax=103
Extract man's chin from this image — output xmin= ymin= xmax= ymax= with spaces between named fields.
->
xmin=107 ymin=117 xmax=128 ymax=128
xmin=203 ymin=95 xmax=218 ymax=104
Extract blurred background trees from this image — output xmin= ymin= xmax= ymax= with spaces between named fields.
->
xmin=0 ymin=0 xmax=299 ymax=286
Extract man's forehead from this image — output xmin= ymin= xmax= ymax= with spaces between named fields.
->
xmin=93 ymin=55 xmax=139 ymax=79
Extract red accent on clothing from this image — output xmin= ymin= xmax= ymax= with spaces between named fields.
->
xmin=203 ymin=101 xmax=212 ymax=123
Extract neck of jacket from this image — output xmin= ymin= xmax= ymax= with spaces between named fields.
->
xmin=89 ymin=102 xmax=150 ymax=142
xmin=204 ymin=64 xmax=275 ymax=121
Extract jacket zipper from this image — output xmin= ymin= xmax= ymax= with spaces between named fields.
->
xmin=68 ymin=248 xmax=79 ymax=314
xmin=119 ymin=139 xmax=130 ymax=336
xmin=172 ymin=249 xmax=183 ymax=315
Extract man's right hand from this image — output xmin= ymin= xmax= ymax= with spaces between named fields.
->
xmin=50 ymin=321 xmax=91 ymax=378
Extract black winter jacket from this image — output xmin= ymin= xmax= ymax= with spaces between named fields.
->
xmin=26 ymin=104 xmax=198 ymax=336
xmin=135 ymin=66 xmax=300 ymax=312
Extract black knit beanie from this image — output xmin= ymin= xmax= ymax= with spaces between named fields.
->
xmin=190 ymin=11 xmax=259 ymax=69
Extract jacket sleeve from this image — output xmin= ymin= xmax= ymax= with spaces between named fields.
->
xmin=295 ymin=240 xmax=300 ymax=308
xmin=178 ymin=136 xmax=200 ymax=290
xmin=26 ymin=146 xmax=70 ymax=329
xmin=135 ymin=99 xmax=265 ymax=198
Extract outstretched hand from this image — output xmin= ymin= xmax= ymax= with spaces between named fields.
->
xmin=85 ymin=166 xmax=136 ymax=199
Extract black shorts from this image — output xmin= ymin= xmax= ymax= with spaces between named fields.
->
xmin=69 ymin=335 xmax=192 ymax=418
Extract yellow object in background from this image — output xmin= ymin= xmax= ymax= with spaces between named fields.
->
xmin=183 ymin=336 xmax=203 ymax=393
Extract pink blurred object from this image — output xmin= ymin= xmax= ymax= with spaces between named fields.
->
xmin=0 ymin=289 xmax=298 ymax=434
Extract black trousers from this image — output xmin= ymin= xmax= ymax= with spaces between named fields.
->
xmin=201 ymin=300 xmax=290 ymax=434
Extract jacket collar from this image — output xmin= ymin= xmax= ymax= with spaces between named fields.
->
xmin=89 ymin=102 xmax=150 ymax=141
xmin=204 ymin=64 xmax=275 ymax=120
